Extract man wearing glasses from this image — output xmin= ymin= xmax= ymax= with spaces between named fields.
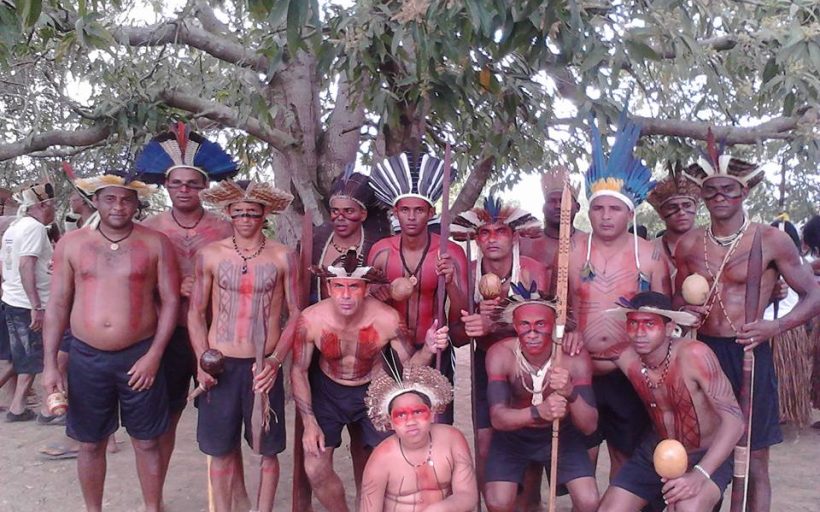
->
xmin=1 ymin=181 xmax=56 ymax=423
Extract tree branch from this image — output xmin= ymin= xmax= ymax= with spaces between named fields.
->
xmin=0 ymin=123 xmax=112 ymax=161
xmin=158 ymin=89 xmax=297 ymax=150
xmin=634 ymin=111 xmax=813 ymax=144
xmin=452 ymin=154 xmax=494 ymax=215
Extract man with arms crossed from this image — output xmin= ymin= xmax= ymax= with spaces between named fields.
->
xmin=360 ymin=365 xmax=478 ymax=512
xmin=598 ymin=292 xmax=743 ymax=511
xmin=189 ymin=179 xmax=299 ymax=512
xmin=136 ymin=125 xmax=238 ymax=490
xmin=42 ymin=173 xmax=179 ymax=512
xmin=674 ymin=144 xmax=820 ymax=511
xmin=293 ymin=252 xmax=450 ymax=512
xmin=484 ymin=283 xmax=599 ymax=512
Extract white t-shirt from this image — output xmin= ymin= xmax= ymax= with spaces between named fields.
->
xmin=1 ymin=216 xmax=53 ymax=309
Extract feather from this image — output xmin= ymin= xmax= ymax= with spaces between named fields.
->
xmin=706 ymin=128 xmax=718 ymax=167
xmin=176 ymin=121 xmax=188 ymax=160
xmin=135 ymin=124 xmax=238 ymax=184
xmin=370 ymin=152 xmax=444 ymax=207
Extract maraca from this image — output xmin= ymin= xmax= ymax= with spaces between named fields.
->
xmin=478 ymin=273 xmax=502 ymax=300
xmin=187 ymin=349 xmax=225 ymax=401
xmin=390 ymin=277 xmax=416 ymax=302
xmin=681 ymin=274 xmax=709 ymax=306
xmin=653 ymin=438 xmax=688 ymax=479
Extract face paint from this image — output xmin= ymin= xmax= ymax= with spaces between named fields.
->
xmin=391 ymin=404 xmax=432 ymax=425
xmin=660 ymin=198 xmax=697 ymax=219
xmin=229 ymin=212 xmax=265 ymax=219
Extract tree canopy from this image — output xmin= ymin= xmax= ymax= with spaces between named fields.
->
xmin=1 ymin=0 xmax=817 ymax=238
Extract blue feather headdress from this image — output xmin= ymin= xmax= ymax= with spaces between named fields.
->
xmin=134 ymin=122 xmax=239 ymax=184
xmin=369 ymin=151 xmax=446 ymax=207
xmin=585 ymin=107 xmax=655 ymax=211
xmin=451 ymin=195 xmax=541 ymax=241
xmin=498 ymin=281 xmax=556 ymax=324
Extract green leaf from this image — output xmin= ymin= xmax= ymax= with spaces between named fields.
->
xmin=267 ymin=0 xmax=289 ymax=27
xmin=625 ymin=39 xmax=661 ymax=62
xmin=761 ymin=57 xmax=778 ymax=84
xmin=286 ymin=0 xmax=307 ymax=54
xmin=783 ymin=91 xmax=795 ymax=116
xmin=248 ymin=0 xmax=273 ymax=21
xmin=579 ymin=45 xmax=607 ymax=72
xmin=15 ymin=0 xmax=41 ymax=28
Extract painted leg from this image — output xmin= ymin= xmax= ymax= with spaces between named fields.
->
xmin=131 ymin=437 xmax=164 ymax=512
xmin=256 ymin=455 xmax=280 ymax=512
xmin=304 ymin=448 xmax=349 ymax=512
xmin=77 ymin=441 xmax=107 ymax=512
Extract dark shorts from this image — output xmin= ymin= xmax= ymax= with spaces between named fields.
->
xmin=3 ymin=303 xmax=43 ymax=374
xmin=475 ymin=348 xmax=491 ymax=429
xmin=585 ymin=370 xmax=651 ymax=454
xmin=0 ymin=305 xmax=10 ymax=361
xmin=699 ymin=334 xmax=783 ymax=450
xmin=486 ymin=425 xmax=594 ymax=485
xmin=613 ymin=431 xmax=732 ymax=510
xmin=66 ymin=336 xmax=170 ymax=443
xmin=163 ymin=327 xmax=196 ymax=414
xmin=197 ymin=357 xmax=286 ymax=457
xmin=310 ymin=368 xmax=390 ymax=449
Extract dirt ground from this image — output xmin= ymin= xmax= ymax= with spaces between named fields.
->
xmin=1 ymin=345 xmax=819 ymax=511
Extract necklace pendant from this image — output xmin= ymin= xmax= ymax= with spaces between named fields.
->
xmin=650 ymin=402 xmax=657 ymax=408
xmin=110 ymin=243 xmax=119 ymax=251
xmin=531 ymin=393 xmax=543 ymax=406
xmin=241 ymin=264 xmax=248 ymax=274
xmin=408 ymin=276 xmax=418 ymax=286
xmin=427 ymin=458 xmax=434 ymax=467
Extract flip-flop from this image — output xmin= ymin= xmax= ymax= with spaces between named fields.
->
xmin=37 ymin=412 xmax=66 ymax=426
xmin=40 ymin=442 xmax=79 ymax=460
xmin=5 ymin=409 xmax=36 ymax=422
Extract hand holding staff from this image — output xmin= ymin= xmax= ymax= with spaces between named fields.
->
xmin=548 ymin=179 xmax=573 ymax=512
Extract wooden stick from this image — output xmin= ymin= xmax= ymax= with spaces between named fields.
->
xmin=292 ymin=212 xmax=314 ymax=511
xmin=207 ymin=455 xmax=215 ymax=512
xmin=730 ymin=228 xmax=762 ymax=512
xmin=465 ymin=238 xmax=482 ymax=512
xmin=548 ymin=180 xmax=573 ymax=512
xmin=435 ymin=143 xmax=452 ymax=371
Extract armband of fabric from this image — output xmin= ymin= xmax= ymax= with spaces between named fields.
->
xmin=487 ymin=380 xmax=511 ymax=407
xmin=572 ymin=384 xmax=596 ymax=407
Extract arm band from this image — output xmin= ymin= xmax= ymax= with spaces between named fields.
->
xmin=693 ymin=464 xmax=711 ymax=481
xmin=487 ymin=380 xmax=511 ymax=407
xmin=572 ymin=384 xmax=596 ymax=407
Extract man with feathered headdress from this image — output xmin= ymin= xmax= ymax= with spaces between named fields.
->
xmin=135 ymin=123 xmax=241 ymax=491
xmin=291 ymin=250 xmax=449 ymax=512
xmin=483 ymin=282 xmax=599 ymax=512
xmin=311 ymin=163 xmax=390 ymax=303
xmin=2 ymin=181 xmax=55 ymax=423
xmin=186 ymin=179 xmax=298 ymax=512
xmin=360 ymin=365 xmax=478 ymax=511
xmin=647 ymin=162 xmax=701 ymax=289
xmin=520 ymin=165 xmax=585 ymax=268
xmin=367 ymin=150 xmax=469 ymax=424
xmin=674 ymin=131 xmax=820 ymax=511
xmin=450 ymin=195 xmax=549 ymax=489
xmin=566 ymin=107 xmax=671 ymax=479
xmin=41 ymin=172 xmax=180 ymax=511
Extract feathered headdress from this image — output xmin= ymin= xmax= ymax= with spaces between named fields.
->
xmin=682 ymin=128 xmax=764 ymax=189
xmin=13 ymin=180 xmax=55 ymax=217
xmin=606 ymin=291 xmax=696 ymax=326
xmin=365 ymin=365 xmax=454 ymax=432
xmin=199 ymin=180 xmax=293 ymax=213
xmin=310 ymin=249 xmax=388 ymax=283
xmin=646 ymin=161 xmax=701 ymax=213
xmin=541 ymin=165 xmax=580 ymax=201
xmin=74 ymin=172 xmax=157 ymax=202
xmin=585 ymin=107 xmax=655 ymax=211
xmin=452 ymin=196 xmax=541 ymax=240
xmin=369 ymin=152 xmax=446 ymax=207
xmin=61 ymin=161 xmax=95 ymax=208
xmin=329 ymin=163 xmax=377 ymax=209
xmin=498 ymin=281 xmax=557 ymax=324
xmin=134 ymin=122 xmax=239 ymax=184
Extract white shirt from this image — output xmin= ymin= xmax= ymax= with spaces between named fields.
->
xmin=1 ymin=216 xmax=53 ymax=309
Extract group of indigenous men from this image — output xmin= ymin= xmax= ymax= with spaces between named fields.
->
xmin=15 ymin=109 xmax=814 ymax=512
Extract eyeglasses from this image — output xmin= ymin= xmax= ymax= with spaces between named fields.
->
xmin=166 ymin=181 xmax=207 ymax=190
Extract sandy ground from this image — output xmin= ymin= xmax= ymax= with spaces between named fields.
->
xmin=1 ymin=345 xmax=819 ymax=511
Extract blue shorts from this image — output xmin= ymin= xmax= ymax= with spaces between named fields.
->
xmin=585 ymin=369 xmax=650 ymax=454
xmin=699 ymin=334 xmax=782 ymax=450
xmin=67 ymin=336 xmax=170 ymax=443
xmin=485 ymin=425 xmax=594 ymax=485
xmin=0 ymin=305 xmax=10 ymax=361
xmin=613 ymin=431 xmax=732 ymax=509
xmin=3 ymin=303 xmax=43 ymax=374
xmin=475 ymin=348 xmax=491 ymax=429
xmin=162 ymin=327 xmax=196 ymax=414
xmin=310 ymin=368 xmax=389 ymax=449
xmin=197 ymin=356 xmax=286 ymax=457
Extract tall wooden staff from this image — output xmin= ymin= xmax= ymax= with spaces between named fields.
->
xmin=464 ymin=234 xmax=482 ymax=512
xmin=292 ymin=213 xmax=314 ymax=512
xmin=548 ymin=179 xmax=573 ymax=512
xmin=730 ymin=228 xmax=762 ymax=512
xmin=435 ymin=143 xmax=452 ymax=371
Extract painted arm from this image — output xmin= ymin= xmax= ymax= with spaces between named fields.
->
xmin=42 ymin=239 xmax=74 ymax=394
xmin=424 ymin=430 xmax=479 ymax=512
xmin=290 ymin=315 xmax=326 ymax=456
xmin=270 ymin=249 xmax=301 ymax=364
xmin=648 ymin=242 xmax=672 ymax=295
xmin=359 ymin=443 xmax=390 ymax=512
xmin=444 ymin=243 xmax=469 ymax=346
xmin=565 ymin=352 xmax=598 ymax=435
xmin=367 ymin=245 xmax=392 ymax=302
xmin=187 ymin=252 xmax=215 ymax=388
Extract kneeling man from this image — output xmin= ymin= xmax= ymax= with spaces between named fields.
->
xmin=360 ymin=365 xmax=478 ymax=511
xmin=484 ymin=283 xmax=599 ymax=512
xmin=598 ymin=292 xmax=743 ymax=511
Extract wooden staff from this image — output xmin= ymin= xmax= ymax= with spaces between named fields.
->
xmin=464 ymin=235 xmax=482 ymax=512
xmin=435 ymin=143 xmax=452 ymax=371
xmin=292 ymin=212 xmax=313 ymax=512
xmin=730 ymin=228 xmax=762 ymax=512
xmin=548 ymin=179 xmax=573 ymax=512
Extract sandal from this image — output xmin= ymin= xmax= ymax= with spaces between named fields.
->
xmin=37 ymin=412 xmax=67 ymax=426
xmin=40 ymin=442 xmax=79 ymax=460
xmin=6 ymin=409 xmax=36 ymax=422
